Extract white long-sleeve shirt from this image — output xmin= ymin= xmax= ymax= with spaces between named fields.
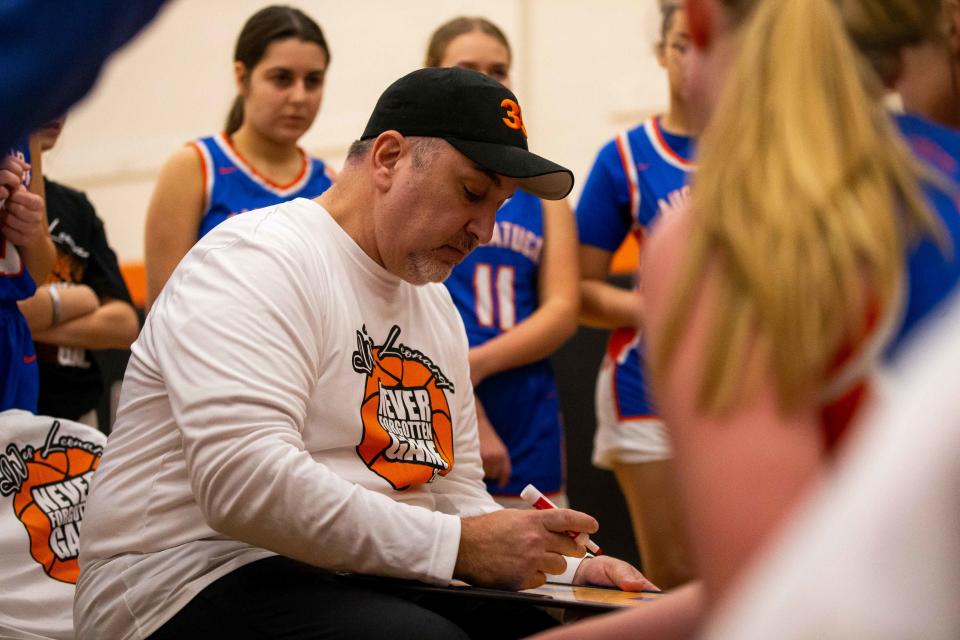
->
xmin=74 ymin=199 xmax=500 ymax=639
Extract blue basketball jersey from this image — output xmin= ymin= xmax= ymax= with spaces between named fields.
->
xmin=815 ymin=114 xmax=960 ymax=448
xmin=576 ymin=117 xmax=695 ymax=420
xmin=443 ymin=190 xmax=564 ymax=497
xmin=890 ymin=114 xmax=960 ymax=356
xmin=191 ymin=133 xmax=334 ymax=239
xmin=1 ymin=138 xmax=38 ymax=411
xmin=578 ymin=116 xmax=695 ymax=253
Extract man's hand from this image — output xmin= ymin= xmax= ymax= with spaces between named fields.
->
xmin=573 ymin=555 xmax=659 ymax=592
xmin=455 ymin=507 xmax=598 ymax=590
xmin=476 ymin=400 xmax=511 ymax=487
xmin=2 ymin=186 xmax=45 ymax=246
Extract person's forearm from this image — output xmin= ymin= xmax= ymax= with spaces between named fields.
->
xmin=31 ymin=299 xmax=139 ymax=349
xmin=20 ymin=135 xmax=54 ymax=282
xmin=16 ymin=285 xmax=54 ymax=330
xmin=469 ymin=296 xmax=578 ymax=383
xmin=18 ymin=234 xmax=56 ymax=286
xmin=579 ymin=279 xmax=643 ymax=329
xmin=18 ymin=283 xmax=99 ymax=333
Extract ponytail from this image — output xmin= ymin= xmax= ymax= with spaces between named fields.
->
xmin=224 ymin=95 xmax=245 ymax=136
xmin=652 ymin=0 xmax=939 ymax=414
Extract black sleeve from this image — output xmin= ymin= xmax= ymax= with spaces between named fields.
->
xmin=75 ymin=191 xmax=133 ymax=304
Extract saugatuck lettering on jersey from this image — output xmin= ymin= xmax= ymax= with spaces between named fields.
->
xmin=486 ymin=219 xmax=543 ymax=263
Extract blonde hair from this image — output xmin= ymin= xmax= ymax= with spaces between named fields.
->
xmin=424 ymin=17 xmax=512 ymax=68
xmin=653 ymin=0 xmax=942 ymax=414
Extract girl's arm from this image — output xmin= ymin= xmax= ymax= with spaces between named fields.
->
xmin=18 ymin=283 xmax=99 ymax=333
xmin=31 ymin=296 xmax=139 ymax=349
xmin=474 ymin=397 xmax=511 ymax=487
xmin=144 ymin=145 xmax=206 ymax=310
xmin=578 ymin=243 xmax=642 ymax=330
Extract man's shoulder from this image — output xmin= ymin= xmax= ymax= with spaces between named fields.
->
xmin=196 ymin=198 xmax=328 ymax=254
xmin=167 ymin=199 xmax=337 ymax=313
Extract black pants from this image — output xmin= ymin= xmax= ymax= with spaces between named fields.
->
xmin=149 ymin=556 xmax=558 ymax=640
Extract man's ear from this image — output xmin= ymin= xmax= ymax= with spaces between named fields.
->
xmin=370 ymin=131 xmax=405 ymax=192
xmin=687 ymin=0 xmax=712 ymax=50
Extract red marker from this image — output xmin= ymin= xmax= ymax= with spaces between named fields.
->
xmin=520 ymin=484 xmax=602 ymax=555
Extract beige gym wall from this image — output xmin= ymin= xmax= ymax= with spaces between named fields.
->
xmin=43 ymin=0 xmax=669 ymax=268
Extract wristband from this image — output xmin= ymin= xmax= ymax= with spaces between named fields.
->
xmin=47 ymin=284 xmax=62 ymax=327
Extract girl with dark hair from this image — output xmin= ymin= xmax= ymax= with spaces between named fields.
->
xmin=144 ymin=5 xmax=334 ymax=308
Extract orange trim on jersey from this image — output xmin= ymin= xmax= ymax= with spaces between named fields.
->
xmin=187 ymin=141 xmax=209 ymax=213
xmin=219 ymin=132 xmax=309 ymax=190
xmin=618 ymin=413 xmax=660 ymax=421
xmin=651 ymin=117 xmax=694 ymax=169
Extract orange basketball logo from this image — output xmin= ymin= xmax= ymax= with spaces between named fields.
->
xmin=352 ymin=325 xmax=455 ymax=490
xmin=1 ymin=421 xmax=102 ymax=584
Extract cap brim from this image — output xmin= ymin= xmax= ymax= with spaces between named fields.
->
xmin=445 ymin=138 xmax=574 ymax=200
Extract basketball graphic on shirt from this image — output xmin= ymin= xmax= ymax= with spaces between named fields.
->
xmin=6 ymin=421 xmax=101 ymax=584
xmin=352 ymin=325 xmax=455 ymax=490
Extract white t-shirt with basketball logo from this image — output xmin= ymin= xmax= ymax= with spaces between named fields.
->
xmin=74 ymin=198 xmax=504 ymax=639
xmin=0 ymin=410 xmax=106 ymax=640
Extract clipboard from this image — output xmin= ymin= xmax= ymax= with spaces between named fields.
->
xmin=332 ymin=573 xmax=664 ymax=613
xmin=523 ymin=583 xmax=665 ymax=611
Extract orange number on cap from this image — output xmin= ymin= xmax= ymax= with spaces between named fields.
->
xmin=501 ymin=99 xmax=528 ymax=138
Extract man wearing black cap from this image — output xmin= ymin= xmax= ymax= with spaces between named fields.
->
xmin=75 ymin=68 xmax=651 ymax=639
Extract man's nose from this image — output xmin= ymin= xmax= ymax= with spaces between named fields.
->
xmin=468 ymin=205 xmax=497 ymax=245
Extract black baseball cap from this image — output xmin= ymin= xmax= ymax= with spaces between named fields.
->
xmin=360 ymin=67 xmax=574 ymax=200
